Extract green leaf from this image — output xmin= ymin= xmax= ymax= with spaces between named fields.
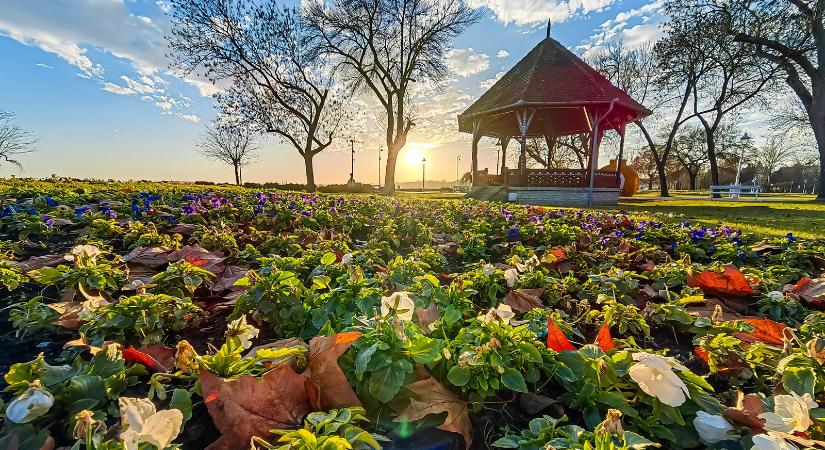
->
xmin=447 ymin=366 xmax=471 ymax=387
xmin=170 ymin=388 xmax=193 ymax=423
xmin=623 ymin=431 xmax=661 ymax=449
xmin=321 ymin=252 xmax=337 ymax=266
xmin=355 ymin=343 xmax=378 ymax=378
xmin=368 ymin=362 xmax=409 ymax=403
xmin=782 ymin=367 xmax=816 ymax=396
xmin=501 ymin=368 xmax=528 ymax=393
xmin=406 ymin=337 xmax=440 ymax=364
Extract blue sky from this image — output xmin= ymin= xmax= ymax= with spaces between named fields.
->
xmin=0 ymin=0 xmax=664 ymax=184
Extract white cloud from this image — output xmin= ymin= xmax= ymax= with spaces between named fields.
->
xmin=480 ymin=71 xmax=506 ymax=89
xmin=175 ymin=113 xmax=200 ymax=123
xmin=0 ymin=0 xmax=206 ymax=123
xmin=35 ymin=63 xmax=53 ymax=69
xmin=446 ymin=48 xmax=490 ymax=77
xmin=468 ymin=0 xmax=617 ymax=26
xmin=497 ymin=50 xmax=510 ymax=58
xmin=102 ymin=82 xmax=136 ymax=95
xmin=579 ymin=0 xmax=665 ymax=53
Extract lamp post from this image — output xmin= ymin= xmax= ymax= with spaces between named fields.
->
xmin=456 ymin=155 xmax=461 ymax=187
xmin=348 ymin=139 xmax=356 ymax=186
xmin=422 ymin=157 xmax=426 ymax=191
xmin=495 ymin=139 xmax=502 ymax=175
xmin=378 ymin=147 xmax=383 ymax=189
xmin=733 ymin=133 xmax=751 ymax=198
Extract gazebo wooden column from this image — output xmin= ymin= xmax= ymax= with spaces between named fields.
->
xmin=499 ymin=136 xmax=511 ymax=175
xmin=471 ymin=119 xmax=483 ymax=186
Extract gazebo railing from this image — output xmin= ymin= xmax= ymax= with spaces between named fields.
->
xmin=474 ymin=168 xmax=619 ymax=189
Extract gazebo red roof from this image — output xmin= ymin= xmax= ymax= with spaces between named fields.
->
xmin=458 ymin=35 xmax=651 ymax=139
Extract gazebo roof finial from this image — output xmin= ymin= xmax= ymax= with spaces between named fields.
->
xmin=546 ymin=19 xmax=552 ymax=39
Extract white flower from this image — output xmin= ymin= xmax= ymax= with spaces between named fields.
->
xmin=504 ymin=268 xmax=518 ymax=288
xmin=341 ymin=253 xmax=353 ymax=265
xmin=380 ymin=292 xmax=415 ymax=321
xmin=751 ymin=433 xmax=799 ymax=450
xmin=480 ymin=304 xmax=515 ymax=325
xmin=119 ymin=397 xmax=183 ymax=450
xmin=767 ymin=291 xmax=785 ymax=301
xmin=69 ymin=244 xmax=102 ymax=266
xmin=628 ymin=352 xmax=691 ymax=407
xmin=5 ymin=382 xmax=54 ymax=423
xmin=482 ymin=263 xmax=496 ymax=276
xmin=225 ymin=315 xmax=259 ymax=349
xmin=693 ymin=411 xmax=735 ymax=444
xmin=458 ymin=350 xmax=481 ymax=367
xmin=759 ymin=393 xmax=818 ymax=433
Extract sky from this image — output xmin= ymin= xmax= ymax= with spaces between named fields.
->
xmin=0 ymin=0 xmax=669 ymax=185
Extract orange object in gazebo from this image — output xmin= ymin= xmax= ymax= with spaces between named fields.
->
xmin=458 ymin=23 xmax=650 ymax=206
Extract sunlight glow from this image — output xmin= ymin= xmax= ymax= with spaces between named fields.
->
xmin=403 ymin=142 xmax=437 ymax=166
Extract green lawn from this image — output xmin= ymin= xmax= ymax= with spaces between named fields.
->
xmin=399 ymin=189 xmax=824 ymax=239
xmin=619 ymin=192 xmax=824 ymax=240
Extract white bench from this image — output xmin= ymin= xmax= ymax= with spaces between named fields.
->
xmin=709 ymin=185 xmax=762 ymax=198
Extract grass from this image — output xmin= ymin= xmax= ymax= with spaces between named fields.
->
xmin=398 ymin=189 xmax=825 ymax=240
xmin=619 ymin=191 xmax=824 ymax=240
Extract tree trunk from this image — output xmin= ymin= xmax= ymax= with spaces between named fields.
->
xmin=647 ymin=176 xmax=654 ymax=190
xmin=304 ymin=152 xmax=317 ymax=192
xmin=689 ymin=171 xmax=698 ymax=191
xmin=635 ymin=121 xmax=670 ymax=197
xmin=233 ymin=163 xmax=240 ymax=185
xmin=383 ymin=141 xmax=403 ymax=194
xmin=811 ymin=89 xmax=825 ymax=200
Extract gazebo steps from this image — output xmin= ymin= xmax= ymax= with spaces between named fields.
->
xmin=466 ymin=186 xmax=620 ymax=207
xmin=465 ymin=186 xmax=507 ymax=202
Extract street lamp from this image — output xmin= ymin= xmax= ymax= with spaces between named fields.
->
xmin=495 ymin=139 xmax=502 ymax=175
xmin=348 ymin=139 xmax=356 ymax=186
xmin=456 ymin=155 xmax=461 ymax=187
xmin=422 ymin=157 xmax=426 ymax=191
xmin=733 ymin=133 xmax=751 ymax=198
xmin=735 ymin=133 xmax=751 ymax=186
xmin=378 ymin=147 xmax=383 ymax=189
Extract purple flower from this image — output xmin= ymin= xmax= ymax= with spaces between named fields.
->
xmin=43 ymin=195 xmax=58 ymax=207
xmin=786 ymin=232 xmax=797 ymax=243
xmin=507 ymin=227 xmax=520 ymax=240
xmin=74 ymin=206 xmax=90 ymax=218
xmin=181 ymin=204 xmax=197 ymax=216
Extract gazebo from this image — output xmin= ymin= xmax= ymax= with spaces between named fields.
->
xmin=458 ymin=25 xmax=651 ymax=206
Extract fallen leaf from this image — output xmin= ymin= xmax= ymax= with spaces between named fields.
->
xmin=6 ymin=254 xmax=68 ymax=272
xmin=307 ymin=332 xmax=362 ymax=410
xmin=123 ymin=247 xmax=174 ymax=268
xmin=595 ymin=322 xmax=615 ymax=352
xmin=735 ymin=318 xmax=786 ymax=347
xmin=688 ymin=264 xmax=754 ymax=297
xmin=686 ymin=298 xmax=744 ymax=321
xmin=64 ymin=333 xmax=102 ymax=355
xmin=168 ymin=223 xmax=199 ymax=235
xmin=789 ymin=278 xmax=825 ymax=310
xmin=503 ymin=289 xmax=544 ymax=314
xmin=724 ymin=392 xmax=766 ymax=433
xmin=211 ymin=265 xmax=249 ymax=292
xmin=123 ymin=346 xmax=170 ymax=373
xmin=518 ymin=392 xmax=557 ymax=415
xmin=168 ymin=246 xmax=225 ymax=273
xmin=199 ymin=364 xmax=314 ymax=450
xmin=49 ymin=301 xmax=84 ymax=329
xmin=414 ymin=302 xmax=440 ymax=332
xmin=546 ymin=317 xmax=575 ymax=352
xmin=394 ymin=374 xmax=473 ymax=449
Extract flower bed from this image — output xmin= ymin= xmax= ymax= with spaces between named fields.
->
xmin=0 ymin=181 xmax=824 ymax=450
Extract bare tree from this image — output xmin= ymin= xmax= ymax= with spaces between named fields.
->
xmin=632 ymin=146 xmax=660 ymax=190
xmin=749 ymin=132 xmax=800 ymax=188
xmin=662 ymin=3 xmax=778 ymax=195
xmin=167 ymin=1 xmax=346 ymax=192
xmin=591 ymin=40 xmax=690 ymax=197
xmin=672 ymin=125 xmax=710 ymax=190
xmin=197 ymin=123 xmax=259 ymax=185
xmin=691 ymin=0 xmax=825 ymax=200
xmin=306 ymin=0 xmax=482 ymax=194
xmin=0 ymin=110 xmax=37 ymax=170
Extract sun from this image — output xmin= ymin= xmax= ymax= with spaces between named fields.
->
xmin=404 ymin=146 xmax=425 ymax=166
